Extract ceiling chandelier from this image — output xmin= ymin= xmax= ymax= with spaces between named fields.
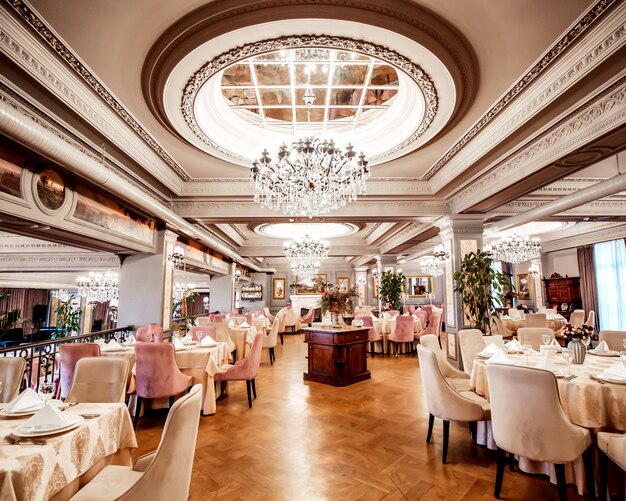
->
xmin=290 ymin=260 xmax=320 ymax=279
xmin=251 ymin=68 xmax=370 ymax=218
xmin=284 ymin=234 xmax=329 ymax=262
xmin=489 ymin=233 xmax=541 ymax=264
xmin=76 ymin=272 xmax=119 ymax=303
xmin=433 ymin=244 xmax=449 ymax=262
xmin=422 ymin=260 xmax=444 ymax=277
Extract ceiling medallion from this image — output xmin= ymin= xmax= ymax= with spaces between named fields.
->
xmin=487 ymin=234 xmax=541 ymax=264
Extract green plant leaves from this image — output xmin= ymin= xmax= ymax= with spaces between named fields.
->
xmin=379 ymin=271 xmax=405 ymax=311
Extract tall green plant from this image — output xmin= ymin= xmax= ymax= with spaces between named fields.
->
xmin=379 ymin=270 xmax=405 ymax=311
xmin=53 ymin=295 xmax=81 ymax=338
xmin=453 ymin=250 xmax=508 ymax=333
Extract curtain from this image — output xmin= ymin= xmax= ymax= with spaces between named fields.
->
xmin=0 ymin=288 xmax=50 ymax=335
xmin=594 ymin=239 xmax=626 ymax=331
xmin=577 ymin=245 xmax=600 ymax=330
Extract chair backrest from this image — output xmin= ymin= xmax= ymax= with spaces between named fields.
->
xmin=486 ymin=365 xmax=590 ymax=463
xmin=402 ymin=306 xmax=411 ymax=314
xmin=281 ymin=308 xmax=297 ymax=326
xmin=390 ymin=315 xmax=414 ymax=342
xmin=189 ymin=326 xmax=216 ymax=341
xmin=585 ymin=310 xmax=595 ymax=331
xmin=136 ymin=325 xmax=163 ymax=343
xmin=457 ymin=329 xmax=485 ymax=374
xmin=135 ymin=343 xmax=185 ymax=399
xmin=0 ymin=357 xmax=26 ymax=403
xmin=569 ymin=310 xmax=585 ymax=327
xmin=600 ymin=433 xmax=626 ymax=471
xmin=518 ymin=327 xmax=554 ymax=350
xmin=301 ymin=308 xmax=315 ymax=324
xmin=120 ymin=385 xmax=202 ymax=501
xmin=263 ymin=320 xmax=280 ymax=349
xmin=195 ymin=317 xmax=211 ymax=326
xmin=525 ymin=313 xmax=547 ymax=328
xmin=598 ymin=330 xmax=626 ymax=351
xmin=263 ymin=307 xmax=275 ymax=322
xmin=483 ymin=334 xmax=504 ymax=348
xmin=493 ymin=317 xmax=514 ymax=337
xmin=420 ymin=334 xmax=460 ymax=379
xmin=421 ymin=311 xmax=443 ymax=337
xmin=59 ymin=343 xmax=101 ymax=399
xmin=421 ymin=305 xmax=433 ymax=324
xmin=214 ymin=314 xmax=227 ymax=323
xmin=387 ymin=310 xmax=400 ymax=318
xmin=229 ymin=332 xmax=263 ymax=380
xmin=66 ymin=358 xmax=129 ymax=403
xmin=413 ymin=310 xmax=428 ymax=328
xmin=416 ymin=346 xmax=485 ymax=422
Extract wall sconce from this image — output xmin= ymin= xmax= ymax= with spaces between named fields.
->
xmin=433 ymin=244 xmax=449 ymax=261
xmin=528 ymin=264 xmax=540 ymax=277
xmin=357 ymin=275 xmax=366 ymax=285
xmin=168 ymin=244 xmax=185 ymax=270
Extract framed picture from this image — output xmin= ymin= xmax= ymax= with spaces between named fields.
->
xmin=337 ymin=277 xmax=350 ymax=292
xmin=516 ymin=273 xmax=531 ymax=300
xmin=447 ymin=331 xmax=457 ymax=361
xmin=295 ymin=274 xmax=327 ymax=295
xmin=272 ymin=278 xmax=286 ymax=300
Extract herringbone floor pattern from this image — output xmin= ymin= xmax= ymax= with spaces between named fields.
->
xmin=134 ymin=334 xmax=593 ymax=500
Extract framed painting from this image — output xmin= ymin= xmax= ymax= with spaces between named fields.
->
xmin=337 ymin=277 xmax=350 ymax=292
xmin=272 ymin=278 xmax=286 ymax=300
xmin=516 ymin=273 xmax=531 ymax=300
xmin=447 ymin=331 xmax=457 ymax=361
xmin=295 ymin=274 xmax=327 ymax=294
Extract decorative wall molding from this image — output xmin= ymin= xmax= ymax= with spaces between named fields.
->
xmin=0 ymin=253 xmax=120 ymax=272
xmin=498 ymin=199 xmax=626 ymax=216
xmin=425 ymin=0 xmax=621 ymax=182
xmin=541 ymin=223 xmax=626 ymax=252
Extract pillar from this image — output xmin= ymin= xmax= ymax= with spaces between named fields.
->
xmin=355 ymin=267 xmax=368 ymax=307
xmin=531 ymin=257 xmax=544 ymax=308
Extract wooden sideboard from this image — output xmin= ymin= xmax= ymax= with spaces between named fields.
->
xmin=303 ymin=326 xmax=371 ymax=387
xmin=542 ymin=275 xmax=582 ymax=320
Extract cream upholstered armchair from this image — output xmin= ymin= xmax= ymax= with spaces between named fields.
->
xmin=597 ymin=432 xmax=626 ymax=501
xmin=70 ymin=385 xmax=202 ymax=501
xmin=569 ymin=310 xmax=585 ymax=327
xmin=525 ymin=313 xmax=547 ymax=328
xmin=66 ymin=358 xmax=129 ymax=404
xmin=262 ymin=319 xmax=280 ymax=365
xmin=598 ymin=330 xmax=626 ymax=351
xmin=518 ymin=327 xmax=554 ymax=350
xmin=420 ymin=334 xmax=471 ymax=392
xmin=0 ymin=357 xmax=25 ymax=403
xmin=417 ymin=345 xmax=490 ymax=464
xmin=493 ymin=317 xmax=515 ymax=338
xmin=485 ymin=365 xmax=593 ymax=500
xmin=457 ymin=329 xmax=485 ymax=375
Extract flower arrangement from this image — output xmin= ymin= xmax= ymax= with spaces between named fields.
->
xmin=503 ymin=290 xmax=518 ymax=300
xmin=561 ymin=323 xmax=593 ymax=340
xmin=320 ymin=285 xmax=357 ymax=315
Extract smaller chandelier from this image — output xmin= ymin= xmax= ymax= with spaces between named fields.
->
xmin=291 ymin=261 xmax=320 ymax=279
xmin=433 ymin=244 xmax=449 ymax=262
xmin=528 ymin=263 xmax=540 ymax=277
xmin=490 ymin=233 xmax=541 ymax=264
xmin=168 ymin=244 xmax=185 ymax=270
xmin=50 ymin=289 xmax=71 ymax=301
xmin=422 ymin=260 xmax=444 ymax=277
xmin=284 ymin=235 xmax=329 ymax=262
xmin=76 ymin=272 xmax=119 ymax=303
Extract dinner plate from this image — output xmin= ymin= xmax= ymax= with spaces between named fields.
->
xmin=588 ymin=349 xmax=620 ymax=357
xmin=476 ymin=352 xmax=494 ymax=359
xmin=101 ymin=347 xmax=128 ymax=353
xmin=14 ymin=415 xmax=82 ymax=437
xmin=595 ymin=374 xmax=626 ymax=385
xmin=175 ymin=346 xmax=192 ymax=351
xmin=0 ymin=404 xmax=45 ymax=417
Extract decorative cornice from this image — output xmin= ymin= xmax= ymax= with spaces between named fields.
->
xmin=181 ymin=34 xmax=438 ymax=163
xmin=424 ymin=0 xmax=619 ymax=180
xmin=2 ymin=0 xmax=190 ymax=181
xmin=498 ymin=199 xmax=626 ymax=215
xmin=541 ymin=223 xmax=626 ymax=252
xmin=0 ymin=253 xmax=120 ymax=271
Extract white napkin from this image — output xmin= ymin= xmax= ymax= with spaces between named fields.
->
xmin=239 ymin=321 xmax=250 ymax=328
xmin=594 ymin=340 xmax=610 ymax=353
xmin=20 ymin=402 xmax=68 ymax=428
xmin=173 ymin=338 xmax=185 ymax=351
xmin=228 ymin=320 xmax=235 ymax=327
xmin=402 ymin=312 xmax=410 ymax=316
xmin=4 ymin=388 xmax=43 ymax=413
xmin=258 ymin=315 xmax=266 ymax=319
xmin=535 ymin=356 xmax=557 ymax=372
xmin=478 ymin=343 xmax=501 ymax=357
xmin=550 ymin=338 xmax=561 ymax=348
xmin=416 ymin=307 xmax=421 ymax=311
xmin=485 ymin=351 xmax=516 ymax=365
xmin=101 ymin=339 xmax=123 ymax=351
xmin=506 ymin=339 xmax=523 ymax=352
xmin=600 ymin=363 xmax=626 ymax=381
xmin=94 ymin=339 xmax=105 ymax=346
xmin=200 ymin=336 xmax=217 ymax=347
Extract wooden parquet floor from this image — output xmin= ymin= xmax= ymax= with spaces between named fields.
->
xmin=134 ymin=333 xmax=595 ymax=500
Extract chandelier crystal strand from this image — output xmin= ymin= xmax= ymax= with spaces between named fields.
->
xmin=252 ymin=137 xmax=370 ymax=218
xmin=283 ymin=234 xmax=329 ymax=262
xmin=422 ymin=260 xmax=444 ymax=277
xmin=290 ymin=261 xmax=320 ymax=280
xmin=76 ymin=272 xmax=119 ymax=303
xmin=490 ymin=233 xmax=541 ymax=264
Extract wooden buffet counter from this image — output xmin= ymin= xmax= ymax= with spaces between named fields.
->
xmin=303 ymin=325 xmax=371 ymax=387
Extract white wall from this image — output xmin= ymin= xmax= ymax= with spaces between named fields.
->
xmin=542 ymin=248 xmax=580 ymax=278
xmin=209 ymin=275 xmax=233 ymax=313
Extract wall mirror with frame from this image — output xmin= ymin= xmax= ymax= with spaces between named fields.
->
xmin=404 ymin=276 xmax=434 ymax=297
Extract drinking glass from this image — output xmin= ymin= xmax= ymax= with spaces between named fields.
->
xmin=39 ymin=382 xmax=55 ymax=404
xmin=541 ymin=334 xmax=552 ymax=346
xmin=562 ymin=348 xmax=572 ymax=374
xmin=620 ymin=351 xmax=626 ymax=369
xmin=582 ymin=335 xmax=591 ymax=352
xmin=522 ymin=344 xmax=533 ymax=365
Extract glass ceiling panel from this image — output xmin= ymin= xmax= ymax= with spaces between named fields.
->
xmin=254 ymin=64 xmax=291 ymax=86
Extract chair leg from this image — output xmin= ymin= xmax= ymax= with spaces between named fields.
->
xmin=582 ymin=446 xmax=595 ymax=498
xmin=426 ymin=413 xmax=434 ymax=443
xmin=598 ymin=449 xmax=608 ymax=501
xmin=133 ymin=396 xmax=142 ymax=429
xmin=468 ymin=421 xmax=476 ymax=440
xmin=442 ymin=420 xmax=449 ymax=464
xmin=246 ymin=380 xmax=252 ymax=408
xmin=251 ymin=378 xmax=257 ymax=399
xmin=280 ymin=333 xmax=284 ymax=345
xmin=269 ymin=347 xmax=274 ymax=364
xmin=495 ymin=447 xmax=506 ymax=498
xmin=169 ymin=396 xmax=175 ymax=408
xmin=554 ymin=463 xmax=567 ymax=501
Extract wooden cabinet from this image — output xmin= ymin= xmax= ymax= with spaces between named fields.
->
xmin=303 ymin=327 xmax=371 ymax=387
xmin=542 ymin=274 xmax=582 ymax=320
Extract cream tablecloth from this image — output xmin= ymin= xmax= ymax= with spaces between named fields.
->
xmin=253 ymin=317 xmax=271 ymax=334
xmin=0 ymin=403 xmax=136 ymax=501
xmin=228 ymin=327 xmax=256 ymax=359
xmin=501 ymin=316 xmax=567 ymax=333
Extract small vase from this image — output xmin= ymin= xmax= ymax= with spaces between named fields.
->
xmin=331 ymin=312 xmax=341 ymax=328
xmin=568 ymin=338 xmax=586 ymax=364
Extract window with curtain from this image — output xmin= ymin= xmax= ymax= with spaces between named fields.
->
xmin=594 ymin=239 xmax=626 ymax=330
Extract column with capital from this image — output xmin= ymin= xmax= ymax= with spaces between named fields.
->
xmin=354 ymin=267 xmax=368 ymax=307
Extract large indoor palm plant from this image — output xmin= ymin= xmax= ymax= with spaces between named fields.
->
xmin=453 ymin=250 xmax=508 ymax=333
xmin=379 ymin=270 xmax=405 ymax=311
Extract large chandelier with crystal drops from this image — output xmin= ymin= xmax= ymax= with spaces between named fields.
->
xmin=76 ymin=272 xmax=119 ymax=303
xmin=489 ymin=234 xmax=541 ymax=264
xmin=422 ymin=260 xmax=444 ymax=277
xmin=290 ymin=261 xmax=320 ymax=279
xmin=283 ymin=234 xmax=329 ymax=263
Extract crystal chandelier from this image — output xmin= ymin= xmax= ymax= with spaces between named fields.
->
xmin=528 ymin=263 xmax=540 ymax=277
xmin=291 ymin=260 xmax=320 ymax=279
xmin=76 ymin=272 xmax=119 ymax=303
xmin=489 ymin=233 xmax=541 ymax=264
xmin=422 ymin=260 xmax=444 ymax=277
xmin=50 ymin=289 xmax=71 ymax=301
xmin=284 ymin=235 xmax=329 ymax=262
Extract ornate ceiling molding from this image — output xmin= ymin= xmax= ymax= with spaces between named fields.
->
xmin=541 ymin=223 xmax=626 ymax=252
xmin=497 ymin=199 xmax=626 ymax=216
xmin=0 ymin=253 xmax=120 ymax=272
xmin=425 ymin=0 xmax=620 ymax=182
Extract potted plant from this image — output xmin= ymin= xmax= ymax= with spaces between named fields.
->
xmin=453 ymin=250 xmax=508 ymax=334
xmin=53 ymin=295 xmax=82 ymax=338
xmin=320 ymin=284 xmax=357 ymax=327
xmin=561 ymin=323 xmax=593 ymax=364
xmin=379 ymin=270 xmax=405 ymax=311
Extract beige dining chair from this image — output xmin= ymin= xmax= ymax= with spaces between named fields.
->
xmin=262 ymin=319 xmax=280 ymax=365
xmin=485 ymin=365 xmax=593 ymax=501
xmin=493 ymin=317 xmax=515 ymax=338
xmin=598 ymin=330 xmax=626 ymax=351
xmin=483 ymin=334 xmax=504 ymax=348
xmin=417 ymin=346 xmax=490 ymax=464
xmin=597 ymin=432 xmax=626 ymax=501
xmin=525 ymin=313 xmax=547 ymax=328
xmin=457 ymin=329 xmax=485 ymax=375
xmin=70 ymin=384 xmax=202 ymax=501
xmin=196 ymin=316 xmax=211 ymax=326
xmin=65 ymin=358 xmax=129 ymax=404
xmin=420 ymin=334 xmax=471 ymax=392
xmin=518 ymin=327 xmax=554 ymax=350
xmin=585 ymin=310 xmax=595 ymax=330
xmin=569 ymin=310 xmax=585 ymax=328
xmin=0 ymin=357 xmax=26 ymax=403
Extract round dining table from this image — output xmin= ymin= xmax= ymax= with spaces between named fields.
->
xmin=500 ymin=315 xmax=567 ymax=333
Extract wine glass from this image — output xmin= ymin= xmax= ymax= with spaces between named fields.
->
xmin=562 ymin=348 xmax=572 ymax=374
xmin=582 ymin=335 xmax=591 ymax=352
xmin=39 ymin=382 xmax=55 ymax=404
xmin=522 ymin=344 xmax=533 ymax=365
xmin=541 ymin=334 xmax=552 ymax=347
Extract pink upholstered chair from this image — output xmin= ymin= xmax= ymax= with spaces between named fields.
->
xmin=414 ymin=310 xmax=429 ymax=331
xmin=387 ymin=310 xmax=400 ymax=318
xmin=189 ymin=326 xmax=216 ymax=342
xmin=0 ymin=357 xmax=26 ymax=403
xmin=133 ymin=343 xmax=193 ymax=428
xmin=209 ymin=313 xmax=216 ymax=322
xmin=422 ymin=305 xmax=433 ymax=325
xmin=301 ymin=308 xmax=315 ymax=327
xmin=388 ymin=315 xmax=415 ymax=357
xmin=402 ymin=306 xmax=411 ymax=314
xmin=419 ymin=311 xmax=443 ymax=344
xmin=356 ymin=315 xmax=383 ymax=355
xmin=213 ymin=314 xmax=227 ymax=323
xmin=59 ymin=343 xmax=101 ymax=399
xmin=136 ymin=325 xmax=163 ymax=343
xmin=215 ymin=332 xmax=263 ymax=408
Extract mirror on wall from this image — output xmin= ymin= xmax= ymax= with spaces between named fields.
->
xmin=404 ymin=276 xmax=434 ymax=297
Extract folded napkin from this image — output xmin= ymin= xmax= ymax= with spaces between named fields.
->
xmin=101 ymin=339 xmax=123 ymax=352
xmin=239 ymin=321 xmax=250 ymax=328
xmin=94 ymin=339 xmax=105 ymax=346
xmin=594 ymin=340 xmax=610 ymax=353
xmin=173 ymin=338 xmax=185 ymax=351
xmin=506 ymin=339 xmax=523 ymax=352
xmin=200 ymin=336 xmax=217 ymax=347
xmin=21 ymin=402 xmax=68 ymax=429
xmin=258 ymin=315 xmax=266 ymax=319
xmin=228 ymin=320 xmax=235 ymax=327
xmin=184 ymin=333 xmax=192 ymax=343
xmin=550 ymin=338 xmax=561 ymax=347
xmin=4 ymin=388 xmax=43 ymax=413
xmin=478 ymin=343 xmax=501 ymax=357
xmin=535 ymin=356 xmax=557 ymax=372
xmin=600 ymin=363 xmax=626 ymax=381
xmin=485 ymin=351 xmax=516 ymax=365
xmin=416 ymin=307 xmax=421 ymax=311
